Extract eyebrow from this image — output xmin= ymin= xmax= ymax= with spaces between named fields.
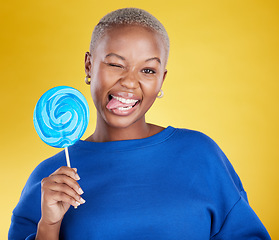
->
xmin=105 ymin=53 xmax=125 ymax=60
xmin=105 ymin=53 xmax=161 ymax=64
xmin=145 ymin=57 xmax=161 ymax=65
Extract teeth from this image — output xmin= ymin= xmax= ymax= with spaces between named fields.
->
xmin=111 ymin=95 xmax=138 ymax=104
xmin=118 ymin=106 xmax=132 ymax=111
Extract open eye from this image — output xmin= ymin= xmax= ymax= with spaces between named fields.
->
xmin=142 ymin=68 xmax=156 ymax=74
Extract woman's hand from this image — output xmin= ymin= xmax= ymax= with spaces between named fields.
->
xmin=36 ymin=166 xmax=85 ymax=239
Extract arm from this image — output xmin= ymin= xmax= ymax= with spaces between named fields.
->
xmin=35 ymin=219 xmax=62 ymax=240
xmin=211 ymin=196 xmax=271 ymax=240
xmin=9 ymin=166 xmax=85 ymax=240
xmin=35 ymin=166 xmax=85 ymax=239
xmin=189 ymin=131 xmax=271 ymax=239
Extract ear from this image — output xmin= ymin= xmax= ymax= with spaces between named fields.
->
xmin=162 ymin=69 xmax=168 ymax=83
xmin=85 ymin=52 xmax=92 ymax=77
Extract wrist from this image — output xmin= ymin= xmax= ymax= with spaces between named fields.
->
xmin=35 ymin=219 xmax=62 ymax=240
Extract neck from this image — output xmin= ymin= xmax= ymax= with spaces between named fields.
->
xmin=88 ymin=115 xmax=153 ymax=142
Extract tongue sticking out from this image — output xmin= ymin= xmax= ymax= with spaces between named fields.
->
xmin=106 ymin=97 xmax=136 ymax=110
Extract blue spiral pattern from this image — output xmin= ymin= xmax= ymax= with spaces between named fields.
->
xmin=33 ymin=86 xmax=89 ymax=148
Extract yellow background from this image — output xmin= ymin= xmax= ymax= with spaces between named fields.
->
xmin=1 ymin=0 xmax=278 ymax=238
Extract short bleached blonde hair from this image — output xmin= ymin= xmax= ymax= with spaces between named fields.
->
xmin=89 ymin=8 xmax=170 ymax=60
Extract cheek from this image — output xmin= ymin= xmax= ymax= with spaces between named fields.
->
xmin=90 ymin=68 xmax=119 ymax=105
xmin=90 ymin=73 xmax=105 ymax=106
xmin=95 ymin=66 xmax=120 ymax=89
xmin=90 ymin=82 xmax=99 ymax=107
xmin=140 ymin=78 xmax=163 ymax=97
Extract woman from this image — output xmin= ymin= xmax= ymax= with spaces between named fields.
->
xmin=9 ymin=8 xmax=270 ymax=239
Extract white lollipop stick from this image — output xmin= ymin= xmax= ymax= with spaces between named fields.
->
xmin=65 ymin=147 xmax=71 ymax=168
xmin=65 ymin=146 xmax=78 ymax=209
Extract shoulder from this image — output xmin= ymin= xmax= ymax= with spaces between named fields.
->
xmin=170 ymin=127 xmax=246 ymax=195
xmin=23 ymin=150 xmax=66 ymax=192
xmin=170 ymin=128 xmax=226 ymax=170
xmin=170 ymin=127 xmax=221 ymax=153
xmin=14 ymin=150 xmax=66 ymax=204
xmin=11 ymin=150 xmax=66 ymax=227
xmin=172 ymin=127 xmax=229 ymax=160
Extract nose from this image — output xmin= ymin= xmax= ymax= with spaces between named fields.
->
xmin=119 ymin=68 xmax=140 ymax=89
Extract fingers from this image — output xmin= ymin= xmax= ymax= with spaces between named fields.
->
xmin=50 ymin=166 xmax=80 ymax=181
xmin=43 ymin=180 xmax=85 ymax=205
xmin=41 ymin=166 xmax=85 ymax=208
xmin=50 ymin=189 xmax=85 ymax=208
xmin=49 ymin=174 xmax=84 ymax=195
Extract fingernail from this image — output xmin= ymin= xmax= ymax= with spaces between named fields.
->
xmin=78 ymin=188 xmax=84 ymax=195
xmin=75 ymin=201 xmax=80 ymax=207
xmin=75 ymin=174 xmax=80 ymax=180
xmin=80 ymin=197 xmax=86 ymax=204
xmin=73 ymin=168 xmax=78 ymax=173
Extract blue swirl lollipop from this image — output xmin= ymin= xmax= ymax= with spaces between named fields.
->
xmin=34 ymin=86 xmax=89 ymax=167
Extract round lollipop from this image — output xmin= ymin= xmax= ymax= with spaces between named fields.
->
xmin=33 ymin=86 xmax=89 ymax=168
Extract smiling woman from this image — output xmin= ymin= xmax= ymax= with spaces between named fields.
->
xmin=85 ymin=24 xmax=167 ymax=138
xmin=8 ymin=7 xmax=271 ymax=240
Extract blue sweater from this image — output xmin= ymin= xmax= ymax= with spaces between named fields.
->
xmin=9 ymin=127 xmax=270 ymax=239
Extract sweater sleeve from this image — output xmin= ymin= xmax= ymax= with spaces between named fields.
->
xmin=8 ymin=181 xmax=41 ymax=240
xmin=8 ymin=153 xmax=64 ymax=240
xmin=185 ymin=130 xmax=271 ymax=239
xmin=8 ymin=215 xmax=37 ymax=240
xmin=210 ymin=196 xmax=271 ymax=240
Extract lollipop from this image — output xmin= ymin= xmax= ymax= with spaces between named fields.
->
xmin=33 ymin=86 xmax=89 ymax=168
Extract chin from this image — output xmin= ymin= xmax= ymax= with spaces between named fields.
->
xmin=103 ymin=111 xmax=145 ymax=130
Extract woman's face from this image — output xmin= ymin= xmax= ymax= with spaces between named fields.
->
xmin=86 ymin=25 xmax=167 ymax=129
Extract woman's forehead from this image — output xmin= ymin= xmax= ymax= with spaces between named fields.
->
xmin=94 ymin=25 xmax=167 ymax=60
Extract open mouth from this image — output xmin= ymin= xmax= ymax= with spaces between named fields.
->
xmin=107 ymin=94 xmax=140 ymax=112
